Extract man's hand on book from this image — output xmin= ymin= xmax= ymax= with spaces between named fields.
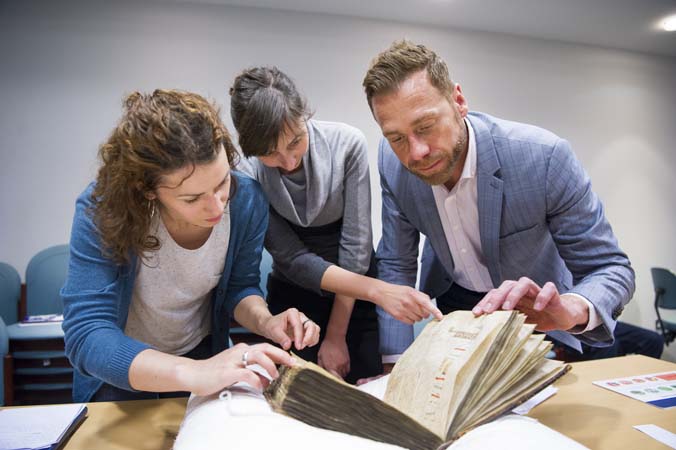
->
xmin=370 ymin=282 xmax=444 ymax=324
xmin=471 ymin=277 xmax=589 ymax=331
xmin=515 ymin=293 xmax=590 ymax=331
xmin=318 ymin=335 xmax=350 ymax=379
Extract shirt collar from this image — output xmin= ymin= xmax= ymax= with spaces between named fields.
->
xmin=460 ymin=117 xmax=477 ymax=181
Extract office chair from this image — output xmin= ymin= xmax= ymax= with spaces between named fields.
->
xmin=651 ymin=267 xmax=676 ymax=346
xmin=5 ymin=245 xmax=72 ymax=405
xmin=1 ymin=316 xmax=8 ymax=406
xmin=259 ymin=248 xmax=273 ymax=299
xmin=0 ymin=262 xmax=21 ymax=405
xmin=0 ymin=262 xmax=21 ymax=325
xmin=25 ymin=244 xmax=70 ymax=316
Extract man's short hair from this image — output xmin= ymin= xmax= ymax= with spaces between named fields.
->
xmin=363 ymin=40 xmax=454 ymax=109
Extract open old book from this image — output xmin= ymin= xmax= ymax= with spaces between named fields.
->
xmin=265 ymin=311 xmax=571 ymax=450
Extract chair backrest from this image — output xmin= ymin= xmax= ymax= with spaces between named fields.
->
xmin=260 ymin=249 xmax=273 ymax=299
xmin=651 ymin=267 xmax=676 ymax=310
xmin=26 ymin=245 xmax=70 ymax=316
xmin=0 ymin=316 xmax=8 ymax=405
xmin=0 ymin=262 xmax=21 ymax=324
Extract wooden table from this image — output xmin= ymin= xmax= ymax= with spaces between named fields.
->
xmin=529 ymin=355 xmax=676 ymax=449
xmin=63 ymin=397 xmax=188 ymax=450
xmin=2 ymin=355 xmax=675 ymax=450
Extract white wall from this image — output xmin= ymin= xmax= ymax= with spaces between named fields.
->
xmin=1 ymin=1 xmax=675 ymax=357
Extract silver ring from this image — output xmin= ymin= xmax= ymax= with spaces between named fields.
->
xmin=242 ymin=350 xmax=249 ymax=367
xmin=302 ymin=318 xmax=312 ymax=326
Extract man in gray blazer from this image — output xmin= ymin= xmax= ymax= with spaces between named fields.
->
xmin=362 ymin=40 xmax=635 ymax=368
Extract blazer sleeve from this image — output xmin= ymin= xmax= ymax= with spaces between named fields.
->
xmin=61 ymin=187 xmax=151 ymax=391
xmin=375 ymin=139 xmax=419 ymax=355
xmin=546 ymin=139 xmax=635 ymax=344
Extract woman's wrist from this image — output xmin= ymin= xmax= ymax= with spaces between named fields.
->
xmin=366 ymin=278 xmax=387 ymax=308
xmin=129 ymin=348 xmax=199 ymax=393
xmin=234 ymin=295 xmax=273 ymax=339
xmin=327 ymin=294 xmax=354 ymax=339
xmin=257 ymin=314 xmax=275 ymax=340
xmin=325 ymin=322 xmax=348 ymax=340
xmin=173 ymin=357 xmax=199 ymax=392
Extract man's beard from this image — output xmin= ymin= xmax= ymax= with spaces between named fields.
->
xmin=409 ymin=133 xmax=466 ymax=186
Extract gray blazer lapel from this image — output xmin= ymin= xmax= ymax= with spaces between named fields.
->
xmin=471 ymin=115 xmax=503 ymax=287
xmin=410 ymin=177 xmax=455 ymax=274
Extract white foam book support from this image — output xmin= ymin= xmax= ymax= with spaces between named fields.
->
xmin=173 ymin=367 xmax=587 ymax=450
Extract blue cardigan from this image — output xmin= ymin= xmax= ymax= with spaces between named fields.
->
xmin=61 ymin=172 xmax=268 ymax=402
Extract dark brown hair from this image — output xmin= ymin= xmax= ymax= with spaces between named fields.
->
xmin=229 ymin=66 xmax=311 ymax=157
xmin=92 ymin=89 xmax=238 ymax=265
xmin=363 ymin=40 xmax=454 ymax=109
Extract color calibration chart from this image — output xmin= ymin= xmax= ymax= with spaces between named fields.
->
xmin=593 ymin=371 xmax=676 ymax=408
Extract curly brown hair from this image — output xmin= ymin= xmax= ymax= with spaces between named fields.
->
xmin=92 ymin=89 xmax=239 ymax=265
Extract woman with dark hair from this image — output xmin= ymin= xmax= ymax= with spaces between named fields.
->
xmin=230 ymin=68 xmax=442 ymax=383
xmin=61 ymin=89 xmax=320 ymax=403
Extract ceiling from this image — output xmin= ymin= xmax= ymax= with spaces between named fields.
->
xmin=164 ymin=0 xmax=676 ymax=57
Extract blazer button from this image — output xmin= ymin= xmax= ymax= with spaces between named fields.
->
xmin=218 ymin=288 xmax=224 ymax=296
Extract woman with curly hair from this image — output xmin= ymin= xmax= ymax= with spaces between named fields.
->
xmin=230 ymin=68 xmax=442 ymax=383
xmin=61 ymin=89 xmax=320 ymax=402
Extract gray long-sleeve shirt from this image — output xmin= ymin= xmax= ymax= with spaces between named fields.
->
xmin=238 ymin=119 xmax=372 ymax=294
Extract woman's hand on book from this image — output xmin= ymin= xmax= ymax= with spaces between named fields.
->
xmin=371 ymin=282 xmax=444 ymax=324
xmin=471 ymin=278 xmax=590 ymax=331
xmin=319 ymin=294 xmax=353 ymax=379
xmin=261 ymin=307 xmax=321 ymax=351
xmin=318 ymin=334 xmax=350 ymax=379
xmin=178 ymin=343 xmax=295 ymax=395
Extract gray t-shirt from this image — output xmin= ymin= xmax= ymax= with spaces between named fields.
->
xmin=125 ymin=206 xmax=230 ymax=355
xmin=239 ymin=119 xmax=372 ymax=294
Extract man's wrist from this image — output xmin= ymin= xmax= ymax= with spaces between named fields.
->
xmin=562 ymin=293 xmax=600 ymax=333
xmin=571 ymin=295 xmax=589 ymax=327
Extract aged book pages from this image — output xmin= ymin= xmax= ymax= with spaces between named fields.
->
xmin=265 ymin=360 xmax=444 ymax=450
xmin=384 ymin=311 xmax=521 ymax=438
xmin=265 ymin=311 xmax=571 ymax=450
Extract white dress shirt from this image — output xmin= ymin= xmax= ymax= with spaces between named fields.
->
xmin=432 ymin=118 xmax=494 ymax=293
